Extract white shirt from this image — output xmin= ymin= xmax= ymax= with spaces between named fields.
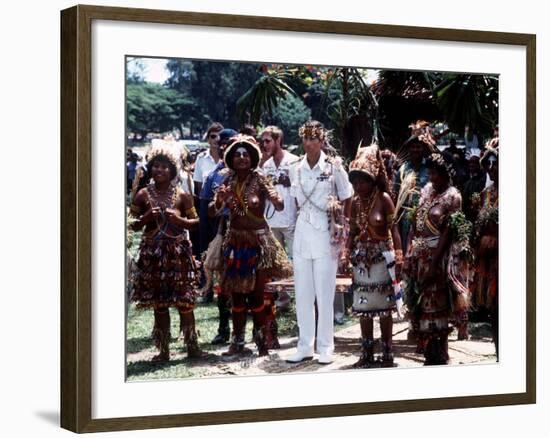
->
xmin=193 ymin=150 xmax=219 ymax=183
xmin=262 ymin=151 xmax=299 ymax=229
xmin=290 ymin=151 xmax=353 ymax=259
xmin=179 ymin=169 xmax=194 ymax=196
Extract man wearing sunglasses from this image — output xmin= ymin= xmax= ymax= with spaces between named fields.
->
xmin=193 ymin=122 xmax=224 ymax=196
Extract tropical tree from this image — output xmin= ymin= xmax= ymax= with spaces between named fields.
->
xmin=374 ymin=70 xmax=442 ymax=150
xmin=434 ymin=74 xmax=498 ymax=139
xmin=265 ymin=93 xmax=312 ymax=145
xmin=165 ymin=59 xmax=262 ymax=132
xmin=126 ymin=82 xmax=194 ymax=139
xmin=236 ymin=68 xmax=300 ymax=126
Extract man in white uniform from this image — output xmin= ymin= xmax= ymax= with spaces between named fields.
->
xmin=287 ymin=121 xmax=353 ymax=364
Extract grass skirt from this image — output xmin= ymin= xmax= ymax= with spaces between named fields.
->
xmin=131 ymin=232 xmax=199 ymax=309
xmin=405 ymin=236 xmax=451 ymax=330
xmin=222 ymin=228 xmax=293 ymax=294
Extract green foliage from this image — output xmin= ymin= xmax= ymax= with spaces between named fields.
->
xmin=236 ymin=69 xmax=299 ymax=126
xmin=127 ymin=82 xmax=195 ymax=138
xmin=165 ymin=59 xmax=262 ymax=131
xmin=434 ymin=74 xmax=499 ymax=138
xmin=449 ymin=211 xmax=473 ymax=258
xmin=266 ymin=93 xmax=311 ymax=145
xmin=126 ymin=57 xmax=147 ymax=84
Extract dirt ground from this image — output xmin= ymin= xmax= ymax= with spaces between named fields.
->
xmin=127 ymin=319 xmax=497 ymax=378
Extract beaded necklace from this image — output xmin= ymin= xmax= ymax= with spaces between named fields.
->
xmin=229 ymin=172 xmax=265 ymax=224
xmin=146 ymin=182 xmax=179 ymax=210
xmin=146 ymin=182 xmax=187 ymax=239
xmin=354 ymin=189 xmax=378 ymax=233
xmin=416 ymin=184 xmax=450 ymax=233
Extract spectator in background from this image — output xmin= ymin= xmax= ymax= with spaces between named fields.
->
xmin=127 ymin=152 xmax=139 ymax=195
xmin=464 ymin=125 xmax=481 ymax=157
xmin=178 ymin=146 xmax=194 ymax=196
xmin=462 ymin=152 xmax=486 ymax=222
xmin=193 ymin=122 xmax=224 ymax=195
xmin=393 ymin=137 xmax=430 ymax=254
xmin=240 ymin=124 xmax=258 ymax=138
xmin=198 ymin=129 xmax=238 ymax=256
xmin=198 ymin=129 xmax=238 ymax=317
xmin=446 ymin=138 xmax=467 ymax=190
xmin=260 ymin=125 xmax=299 ymax=344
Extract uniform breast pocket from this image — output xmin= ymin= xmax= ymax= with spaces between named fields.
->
xmin=316 ymin=177 xmax=333 ymax=197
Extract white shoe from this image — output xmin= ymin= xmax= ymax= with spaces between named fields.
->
xmin=286 ymin=350 xmax=314 ymax=363
xmin=318 ymin=353 xmax=333 ymax=364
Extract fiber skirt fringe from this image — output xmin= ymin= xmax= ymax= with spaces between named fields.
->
xmin=405 ymin=236 xmax=451 ymax=321
xmin=131 ymin=234 xmax=199 ymax=309
xmin=222 ymin=228 xmax=293 ymax=294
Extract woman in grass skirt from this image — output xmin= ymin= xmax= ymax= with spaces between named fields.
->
xmin=404 ymin=152 xmax=470 ymax=365
xmin=472 ymin=145 xmax=499 ymax=357
xmin=344 ymin=144 xmax=404 ymax=368
xmin=130 ymin=146 xmax=202 ymax=362
xmin=214 ymin=135 xmax=292 ymax=357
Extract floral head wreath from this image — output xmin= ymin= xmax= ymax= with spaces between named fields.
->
xmin=298 ymin=122 xmax=328 ymax=141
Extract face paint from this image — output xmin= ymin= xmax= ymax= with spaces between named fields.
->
xmin=234 ymin=147 xmax=250 ymax=158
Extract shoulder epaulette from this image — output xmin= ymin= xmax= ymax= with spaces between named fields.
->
xmin=288 ymin=156 xmax=303 ymax=166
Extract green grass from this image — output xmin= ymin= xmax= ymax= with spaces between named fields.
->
xmin=126 ymin=299 xmax=356 ymax=381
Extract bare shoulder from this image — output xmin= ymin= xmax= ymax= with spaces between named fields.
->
xmin=133 ymin=187 xmax=149 ymax=205
xmin=178 ymin=190 xmax=194 ymax=210
xmin=380 ymin=191 xmax=396 ymax=210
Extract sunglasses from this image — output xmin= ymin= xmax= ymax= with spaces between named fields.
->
xmin=209 ymin=133 xmax=220 ymax=140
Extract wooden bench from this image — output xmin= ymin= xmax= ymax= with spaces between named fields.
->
xmin=265 ymin=277 xmax=352 ymax=294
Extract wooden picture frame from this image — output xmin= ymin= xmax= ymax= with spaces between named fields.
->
xmin=60 ymin=4 xmax=536 ymax=433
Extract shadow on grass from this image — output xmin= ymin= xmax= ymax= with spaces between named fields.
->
xmin=126 ymin=358 xmax=190 ymax=378
xmin=126 ymin=336 xmax=154 ymax=354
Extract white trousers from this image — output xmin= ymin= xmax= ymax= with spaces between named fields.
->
xmin=293 ymin=252 xmax=338 ymax=355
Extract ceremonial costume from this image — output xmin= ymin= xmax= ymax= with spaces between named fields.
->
xmin=347 ymin=144 xmax=403 ymax=367
xmin=217 ymin=136 xmax=292 ymax=356
xmin=405 ymin=158 xmax=470 ymax=365
xmin=130 ymin=146 xmax=202 ymax=361
xmin=472 ymin=146 xmax=499 ymax=355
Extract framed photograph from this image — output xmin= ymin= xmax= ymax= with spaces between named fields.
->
xmin=60 ymin=4 xmax=536 ymax=433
